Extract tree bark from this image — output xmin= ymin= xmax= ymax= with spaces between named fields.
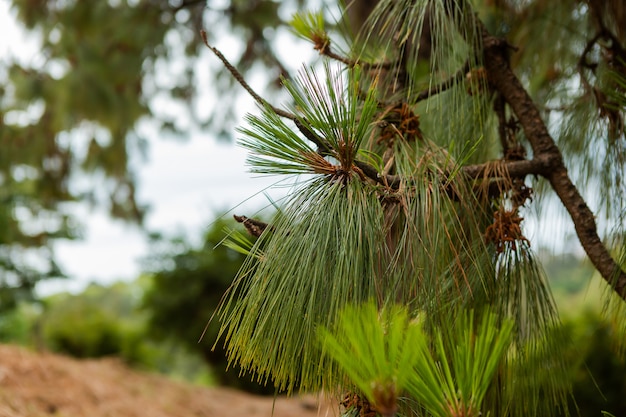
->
xmin=479 ymin=26 xmax=626 ymax=300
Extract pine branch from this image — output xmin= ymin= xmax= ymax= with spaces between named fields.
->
xmin=321 ymin=47 xmax=394 ymax=70
xmin=293 ymin=119 xmax=331 ymax=155
xmin=475 ymin=19 xmax=626 ymax=299
xmin=203 ymin=34 xmax=546 ymax=189
xmin=204 ymin=20 xmax=626 ymax=299
xmin=200 ymin=32 xmax=296 ymax=121
xmin=317 ymin=44 xmax=354 ymax=67
xmin=462 ymin=159 xmax=548 ymax=179
xmin=413 ymin=61 xmax=470 ymax=103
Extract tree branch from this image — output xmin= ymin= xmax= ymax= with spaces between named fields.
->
xmin=234 ymin=215 xmax=270 ymax=238
xmin=478 ymin=24 xmax=626 ymax=299
xmin=205 ymin=22 xmax=626 ymax=299
xmin=200 ymin=32 xmax=295 ymax=120
xmin=316 ymin=39 xmax=394 ymax=70
xmin=293 ymin=119 xmax=330 ymax=154
xmin=462 ymin=158 xmax=548 ymax=179
xmin=413 ymin=61 xmax=470 ymax=103
xmin=353 ymin=157 xmax=548 ymax=191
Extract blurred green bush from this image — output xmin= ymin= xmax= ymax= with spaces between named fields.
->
xmin=35 ymin=281 xmax=213 ymax=384
xmin=560 ymin=311 xmax=626 ymax=416
xmin=141 ymin=217 xmax=279 ymax=394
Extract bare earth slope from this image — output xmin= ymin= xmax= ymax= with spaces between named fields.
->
xmin=0 ymin=345 xmax=335 ymax=417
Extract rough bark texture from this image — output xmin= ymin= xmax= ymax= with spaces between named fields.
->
xmin=480 ymin=27 xmax=626 ymax=300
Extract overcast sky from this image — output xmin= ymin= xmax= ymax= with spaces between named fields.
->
xmin=48 ymin=133 xmax=283 ymax=294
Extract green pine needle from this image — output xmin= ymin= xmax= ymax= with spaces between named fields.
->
xmin=318 ymin=302 xmax=428 ymax=417
xmin=238 ymin=63 xmax=378 ymax=177
xmin=290 ymin=11 xmax=329 ymax=51
xmin=319 ymin=304 xmax=514 ymax=417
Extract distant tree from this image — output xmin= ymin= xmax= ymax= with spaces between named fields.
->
xmin=142 ymin=218 xmax=277 ymax=393
xmin=207 ymin=1 xmax=626 ymax=416
xmin=41 ymin=282 xmax=147 ymax=361
xmin=1 ymin=0 xmax=306 ymax=308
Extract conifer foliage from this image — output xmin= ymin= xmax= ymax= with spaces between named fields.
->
xmin=210 ymin=1 xmax=626 ymax=416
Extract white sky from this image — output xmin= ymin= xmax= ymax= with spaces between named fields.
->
xmin=47 ymin=134 xmax=283 ymax=294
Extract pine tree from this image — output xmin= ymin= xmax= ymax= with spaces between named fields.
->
xmin=209 ymin=1 xmax=626 ymax=416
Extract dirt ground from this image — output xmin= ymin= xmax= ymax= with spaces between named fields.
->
xmin=0 ymin=344 xmax=337 ymax=417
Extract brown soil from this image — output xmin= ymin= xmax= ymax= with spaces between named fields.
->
xmin=0 ymin=344 xmax=337 ymax=417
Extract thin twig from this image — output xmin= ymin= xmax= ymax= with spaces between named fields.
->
xmin=577 ymin=33 xmax=602 ymax=93
xmin=200 ymin=31 xmax=296 ymax=120
xmin=413 ymin=61 xmax=471 ymax=103
xmin=293 ymin=119 xmax=331 ymax=154
xmin=234 ymin=215 xmax=271 ymax=238
xmin=318 ymin=45 xmax=354 ymax=66
xmin=353 ymin=160 xmax=397 ymax=187
xmin=322 ymin=47 xmax=394 ymax=70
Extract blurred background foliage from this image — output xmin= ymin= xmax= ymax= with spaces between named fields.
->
xmin=0 ymin=217 xmax=278 ymax=392
xmin=0 ymin=0 xmax=317 ymax=309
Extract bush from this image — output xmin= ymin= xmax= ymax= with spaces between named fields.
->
xmin=142 ymin=218 xmax=279 ymax=394
xmin=561 ymin=311 xmax=626 ymax=416
xmin=37 ymin=281 xmax=213 ymax=384
xmin=40 ymin=282 xmax=163 ymax=368
xmin=0 ymin=302 xmax=40 ymax=345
